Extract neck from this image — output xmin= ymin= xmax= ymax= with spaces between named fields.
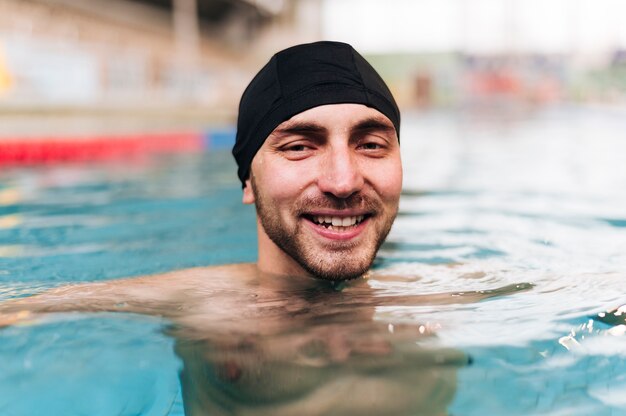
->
xmin=254 ymin=219 xmax=366 ymax=290
xmin=254 ymin=267 xmax=352 ymax=292
xmin=255 ymin=219 xmax=313 ymax=278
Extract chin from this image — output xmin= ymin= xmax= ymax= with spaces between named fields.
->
xmin=299 ymin=250 xmax=375 ymax=281
xmin=307 ymin=267 xmax=368 ymax=281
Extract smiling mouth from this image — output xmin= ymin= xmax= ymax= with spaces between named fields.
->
xmin=303 ymin=214 xmax=370 ymax=231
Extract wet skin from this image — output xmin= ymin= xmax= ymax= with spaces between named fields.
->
xmin=0 ymin=264 xmax=532 ymax=415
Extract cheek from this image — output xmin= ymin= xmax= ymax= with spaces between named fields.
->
xmin=383 ymin=172 xmax=403 ymax=203
xmin=253 ymin=157 xmax=315 ymax=202
xmin=364 ymin=159 xmax=403 ymax=201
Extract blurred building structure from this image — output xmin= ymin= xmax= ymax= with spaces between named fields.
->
xmin=0 ymin=0 xmax=322 ymax=118
xmin=2 ymin=0 xmax=626 ymax=117
xmin=325 ymin=0 xmax=626 ymax=109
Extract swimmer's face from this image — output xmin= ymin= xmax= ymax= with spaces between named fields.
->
xmin=243 ymin=103 xmax=402 ymax=280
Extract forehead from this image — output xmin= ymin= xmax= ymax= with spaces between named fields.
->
xmin=273 ymin=103 xmax=395 ymax=133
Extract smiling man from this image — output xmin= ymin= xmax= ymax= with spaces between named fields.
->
xmin=234 ymin=41 xmax=402 ymax=281
xmin=247 ymin=104 xmax=401 ymax=281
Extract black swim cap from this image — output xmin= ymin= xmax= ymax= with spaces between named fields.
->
xmin=232 ymin=41 xmax=400 ymax=186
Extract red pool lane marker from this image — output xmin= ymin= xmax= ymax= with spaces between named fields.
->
xmin=0 ymin=132 xmax=204 ymax=165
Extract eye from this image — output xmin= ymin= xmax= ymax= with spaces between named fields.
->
xmin=359 ymin=142 xmax=382 ymax=150
xmin=358 ymin=139 xmax=389 ymax=152
xmin=285 ymin=144 xmax=310 ymax=152
xmin=277 ymin=141 xmax=316 ymax=160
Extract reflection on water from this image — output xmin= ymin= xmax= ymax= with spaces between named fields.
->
xmin=1 ymin=107 xmax=626 ymax=414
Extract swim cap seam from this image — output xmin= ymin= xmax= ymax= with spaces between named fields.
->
xmin=349 ymin=48 xmax=369 ymax=105
xmin=272 ymin=57 xmax=284 ymax=101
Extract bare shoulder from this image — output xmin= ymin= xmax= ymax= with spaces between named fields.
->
xmin=116 ymin=262 xmax=258 ymax=288
xmin=0 ymin=262 xmax=258 ymax=317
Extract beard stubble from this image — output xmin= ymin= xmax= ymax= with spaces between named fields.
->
xmin=251 ymin=176 xmax=397 ymax=281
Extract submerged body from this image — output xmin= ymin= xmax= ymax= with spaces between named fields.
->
xmin=0 ymin=263 xmax=530 ymax=415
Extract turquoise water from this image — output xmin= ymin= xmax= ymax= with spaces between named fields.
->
xmin=2 ymin=107 xmax=626 ymax=415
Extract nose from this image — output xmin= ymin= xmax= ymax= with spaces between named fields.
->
xmin=317 ymin=145 xmax=364 ymax=199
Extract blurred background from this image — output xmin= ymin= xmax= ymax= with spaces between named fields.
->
xmin=1 ymin=0 xmax=626 ymax=118
xmin=0 ymin=0 xmax=321 ymax=122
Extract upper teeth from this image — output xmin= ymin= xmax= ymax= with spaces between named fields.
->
xmin=313 ymin=215 xmax=364 ymax=226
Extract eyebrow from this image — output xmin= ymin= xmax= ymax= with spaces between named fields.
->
xmin=350 ymin=117 xmax=396 ymax=135
xmin=271 ymin=121 xmax=328 ymax=137
xmin=269 ymin=116 xmax=396 ymax=140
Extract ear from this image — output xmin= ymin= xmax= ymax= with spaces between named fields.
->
xmin=242 ymin=178 xmax=255 ymax=204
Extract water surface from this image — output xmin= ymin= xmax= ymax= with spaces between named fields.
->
xmin=1 ymin=106 xmax=626 ymax=415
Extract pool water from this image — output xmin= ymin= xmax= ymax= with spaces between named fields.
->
xmin=2 ymin=106 xmax=626 ymax=415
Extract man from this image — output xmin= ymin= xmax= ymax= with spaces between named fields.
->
xmin=1 ymin=41 xmax=522 ymax=415
xmin=234 ymin=41 xmax=402 ymax=281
